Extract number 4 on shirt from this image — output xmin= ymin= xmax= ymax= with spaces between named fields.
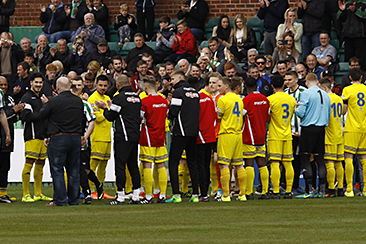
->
xmin=233 ymin=102 xmax=241 ymax=117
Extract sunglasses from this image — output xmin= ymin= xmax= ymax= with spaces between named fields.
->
xmin=256 ymin=62 xmax=265 ymax=65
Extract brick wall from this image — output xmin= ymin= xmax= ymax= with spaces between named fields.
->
xmin=11 ymin=0 xmax=298 ymax=27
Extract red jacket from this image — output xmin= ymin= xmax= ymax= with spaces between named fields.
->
xmin=197 ymin=90 xmax=216 ymax=144
xmin=172 ymin=28 xmax=197 ymax=56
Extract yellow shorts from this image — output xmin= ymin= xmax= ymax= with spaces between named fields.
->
xmin=324 ymin=144 xmax=344 ymax=161
xmin=91 ymin=141 xmax=111 ymax=160
xmin=267 ymin=140 xmax=293 ymax=162
xmin=217 ymin=134 xmax=243 ymax=166
xmin=25 ymin=139 xmax=47 ymax=160
xmin=344 ymin=132 xmax=366 ymax=154
xmin=140 ymin=146 xmax=168 ymax=163
xmin=243 ymin=144 xmax=266 ymax=159
xmin=181 ymin=150 xmax=186 ymax=160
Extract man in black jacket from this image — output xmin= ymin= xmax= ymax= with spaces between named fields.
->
xmin=126 ymin=33 xmax=154 ymax=73
xmin=257 ymin=0 xmax=289 ymax=55
xmin=39 ymin=0 xmax=68 ymax=43
xmin=177 ymin=0 xmax=209 ymax=41
xmin=95 ymin=74 xmax=142 ymax=205
xmin=166 ymin=70 xmax=200 ymax=203
xmin=298 ymin=0 xmax=326 ymax=58
xmin=0 ymin=76 xmax=20 ymax=203
xmin=136 ymin=0 xmax=155 ymax=41
xmin=88 ymin=39 xmax=117 ymax=70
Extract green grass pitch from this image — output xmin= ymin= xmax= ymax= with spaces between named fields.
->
xmin=2 ymin=185 xmax=366 ymax=243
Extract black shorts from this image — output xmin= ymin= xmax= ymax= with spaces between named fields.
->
xmin=211 ymin=140 xmax=218 ymax=153
xmin=80 ymin=149 xmax=91 ymax=169
xmin=299 ymin=125 xmax=325 ymax=155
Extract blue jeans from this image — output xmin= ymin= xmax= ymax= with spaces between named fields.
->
xmin=302 ymin=33 xmax=320 ymax=59
xmin=48 ymin=135 xmax=81 ymax=206
xmin=37 ymin=31 xmax=75 ymax=43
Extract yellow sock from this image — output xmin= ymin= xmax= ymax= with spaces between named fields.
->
xmin=181 ymin=164 xmax=190 ymax=193
xmin=335 ymin=162 xmax=344 ymax=189
xmin=360 ymin=159 xmax=366 ymax=192
xmin=283 ymin=161 xmax=294 ymax=193
xmin=143 ymin=167 xmax=153 ymax=196
xmin=210 ymin=159 xmax=218 ymax=192
xmin=96 ymin=160 xmax=107 ymax=183
xmin=0 ymin=187 xmax=7 ymax=197
xmin=22 ymin=162 xmax=33 ymax=196
xmin=245 ymin=166 xmax=254 ymax=195
xmin=153 ymin=166 xmax=160 ymax=191
xmin=33 ymin=163 xmax=44 ymax=196
xmin=270 ymin=162 xmax=280 ymax=194
xmin=259 ymin=166 xmax=269 ymax=194
xmin=125 ymin=168 xmax=132 ymax=193
xmin=236 ymin=167 xmax=247 ymax=196
xmin=345 ymin=158 xmax=354 ymax=192
xmin=220 ymin=167 xmax=230 ymax=197
xmin=64 ymin=171 xmax=68 ymax=189
xmin=326 ymin=162 xmax=335 ymax=190
xmin=89 ymin=159 xmax=100 ymax=191
xmin=157 ymin=167 xmax=167 ymax=196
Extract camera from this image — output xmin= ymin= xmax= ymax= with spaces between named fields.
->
xmin=279 ymin=40 xmax=288 ymax=45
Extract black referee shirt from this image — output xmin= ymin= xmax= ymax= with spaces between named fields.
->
xmin=39 ymin=91 xmax=84 ymax=137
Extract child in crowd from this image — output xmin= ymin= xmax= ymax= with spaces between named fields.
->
xmin=114 ymin=4 xmax=137 ymax=47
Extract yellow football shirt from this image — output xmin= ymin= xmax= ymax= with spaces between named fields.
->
xmin=268 ymin=92 xmax=296 ymax=141
xmin=326 ymin=93 xmax=343 ymax=145
xmin=88 ymin=91 xmax=112 ymax=142
xmin=217 ymin=92 xmax=243 ymax=135
xmin=342 ymin=83 xmax=366 ymax=133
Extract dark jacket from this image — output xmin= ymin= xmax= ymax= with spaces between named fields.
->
xmin=103 ymin=86 xmax=141 ymax=143
xmin=156 ymin=24 xmax=175 ymax=53
xmin=257 ymin=0 xmax=288 ymax=32
xmin=338 ymin=1 xmax=366 ymax=38
xmin=88 ymin=48 xmax=117 ymax=70
xmin=53 ymin=49 xmax=70 ymax=73
xmin=66 ymin=1 xmax=89 ymax=30
xmin=126 ymin=43 xmax=154 ymax=72
xmin=0 ymin=44 xmax=23 ymax=85
xmin=35 ymin=45 xmax=53 ymax=74
xmin=0 ymin=0 xmax=15 ymax=33
xmin=298 ymin=0 xmax=326 ymax=35
xmin=40 ymin=3 xmax=68 ymax=34
xmin=168 ymin=80 xmax=200 ymax=137
xmin=114 ymin=14 xmax=137 ymax=33
xmin=20 ymin=89 xmax=46 ymax=141
xmin=136 ymin=0 xmax=155 ymax=12
xmin=68 ymin=48 xmax=90 ymax=75
xmin=177 ymin=0 xmax=209 ymax=30
xmin=91 ymin=4 xmax=109 ymax=38
xmin=0 ymin=92 xmax=17 ymax=152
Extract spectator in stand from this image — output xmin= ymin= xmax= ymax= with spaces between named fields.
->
xmin=276 ymin=7 xmax=303 ymax=54
xmin=136 ymin=0 xmax=155 ymax=41
xmin=242 ymin=48 xmax=258 ymax=72
xmin=155 ymin=16 xmax=175 ymax=64
xmin=106 ymin=55 xmax=127 ymax=97
xmin=89 ymin=39 xmax=117 ymax=70
xmin=45 ymin=63 xmax=58 ymax=89
xmin=223 ymin=61 xmax=239 ymax=78
xmin=24 ymin=53 xmax=38 ymax=73
xmin=341 ymin=57 xmax=366 ymax=88
xmin=228 ymin=14 xmax=256 ymax=62
xmin=257 ymin=0 xmax=289 ymax=55
xmin=50 ymin=39 xmax=70 ymax=73
xmin=189 ymin=63 xmax=204 ymax=89
xmin=20 ymin=38 xmax=34 ymax=57
xmin=72 ymin=13 xmax=105 ymax=53
xmin=255 ymin=55 xmax=271 ymax=84
xmin=0 ymin=32 xmax=23 ymax=85
xmin=34 ymin=35 xmax=53 ymax=74
xmin=322 ymin=0 xmax=339 ymax=34
xmin=12 ymin=62 xmax=32 ymax=103
xmin=65 ymin=0 xmax=89 ymax=39
xmin=177 ymin=0 xmax=209 ymax=41
xmin=296 ymin=63 xmax=307 ymax=87
xmin=273 ymin=32 xmax=300 ymax=65
xmin=82 ymin=71 xmax=95 ymax=95
xmin=338 ymin=0 xmax=366 ymax=69
xmin=141 ymin=53 xmax=154 ymax=74
xmin=165 ymin=61 xmax=175 ymax=76
xmin=305 ymin=53 xmax=324 ymax=79
xmin=246 ymin=64 xmax=273 ymax=96
xmin=208 ymin=37 xmax=225 ymax=63
xmin=212 ymin=15 xmax=231 ymax=46
xmin=166 ymin=20 xmax=197 ymax=64
xmin=89 ymin=0 xmax=109 ymax=41
xmin=0 ymin=0 xmax=15 ymax=33
xmin=114 ymin=4 xmax=137 ymax=47
xmin=177 ymin=58 xmax=191 ymax=76
xmin=198 ymin=48 xmax=218 ymax=72
xmin=68 ymin=35 xmax=90 ymax=75
xmin=130 ymin=60 xmax=152 ymax=92
xmin=274 ymin=60 xmax=288 ymax=77
xmin=126 ymin=33 xmax=154 ymax=73
xmin=298 ymin=0 xmax=326 ymax=58
xmin=39 ymin=0 xmax=68 ymax=43
xmin=311 ymin=32 xmax=337 ymax=69
xmin=264 ymin=54 xmax=274 ymax=74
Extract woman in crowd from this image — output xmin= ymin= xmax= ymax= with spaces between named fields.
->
xmin=212 ymin=15 xmax=231 ymax=46
xmin=272 ymin=32 xmax=300 ymax=66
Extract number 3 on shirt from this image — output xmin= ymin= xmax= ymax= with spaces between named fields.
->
xmin=357 ymin=92 xmax=365 ymax=107
xmin=233 ymin=102 xmax=241 ymax=117
xmin=282 ymin=104 xmax=289 ymax=119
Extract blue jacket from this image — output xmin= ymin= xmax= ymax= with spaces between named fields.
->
xmin=257 ymin=0 xmax=288 ymax=32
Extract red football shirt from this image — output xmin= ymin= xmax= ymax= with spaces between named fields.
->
xmin=139 ymin=94 xmax=168 ymax=147
xmin=242 ymin=91 xmax=270 ymax=145
xmin=197 ymin=90 xmax=217 ymax=144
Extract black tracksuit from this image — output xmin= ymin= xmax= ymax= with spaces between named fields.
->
xmin=136 ymin=0 xmax=155 ymax=40
xmin=103 ymin=86 xmax=141 ymax=192
xmin=168 ymin=80 xmax=200 ymax=195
